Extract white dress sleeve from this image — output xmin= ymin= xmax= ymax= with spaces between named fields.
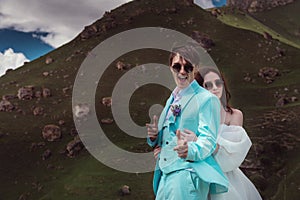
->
xmin=214 ymin=124 xmax=252 ymax=172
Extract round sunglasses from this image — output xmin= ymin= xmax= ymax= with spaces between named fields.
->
xmin=171 ymin=63 xmax=194 ymax=73
xmin=203 ymin=79 xmax=224 ymax=90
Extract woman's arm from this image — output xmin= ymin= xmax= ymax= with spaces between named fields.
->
xmin=229 ymin=109 xmax=243 ymax=126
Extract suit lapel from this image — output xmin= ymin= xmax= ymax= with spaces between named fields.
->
xmin=157 ymin=81 xmax=200 ymax=129
xmin=158 ymin=95 xmax=173 ymax=130
xmin=179 ymin=82 xmax=198 ymax=112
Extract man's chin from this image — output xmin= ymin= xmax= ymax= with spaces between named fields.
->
xmin=176 ymin=82 xmax=189 ymax=89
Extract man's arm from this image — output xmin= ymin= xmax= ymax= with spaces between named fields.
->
xmin=185 ymin=95 xmax=220 ymax=161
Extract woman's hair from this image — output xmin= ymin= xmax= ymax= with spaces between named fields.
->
xmin=195 ymin=67 xmax=233 ymax=114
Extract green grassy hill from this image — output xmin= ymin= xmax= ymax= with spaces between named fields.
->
xmin=252 ymin=0 xmax=300 ymax=46
xmin=0 ymin=0 xmax=299 ymax=199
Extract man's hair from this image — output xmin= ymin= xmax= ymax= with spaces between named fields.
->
xmin=169 ymin=43 xmax=201 ymax=67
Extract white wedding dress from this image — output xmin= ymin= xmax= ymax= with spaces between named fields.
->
xmin=210 ymin=124 xmax=262 ymax=200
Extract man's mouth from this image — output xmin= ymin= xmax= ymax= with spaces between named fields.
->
xmin=177 ymin=75 xmax=187 ymax=81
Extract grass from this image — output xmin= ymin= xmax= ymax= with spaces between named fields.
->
xmin=270 ymin=149 xmax=300 ymax=200
xmin=252 ymin=0 xmax=300 ymax=48
xmin=217 ymin=8 xmax=300 ymax=49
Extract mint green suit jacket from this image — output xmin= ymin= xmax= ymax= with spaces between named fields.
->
xmin=148 ymin=80 xmax=228 ymax=195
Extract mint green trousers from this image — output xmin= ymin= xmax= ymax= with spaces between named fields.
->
xmin=156 ymin=169 xmax=209 ymax=200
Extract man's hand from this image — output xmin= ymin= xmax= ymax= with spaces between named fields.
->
xmin=180 ymin=129 xmax=197 ymax=142
xmin=174 ymin=130 xmax=188 ymax=158
xmin=146 ymin=115 xmax=158 ymax=141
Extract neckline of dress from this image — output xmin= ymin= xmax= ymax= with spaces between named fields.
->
xmin=221 ymin=123 xmax=243 ymax=128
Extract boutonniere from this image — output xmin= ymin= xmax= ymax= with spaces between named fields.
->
xmin=171 ymin=104 xmax=181 ymax=117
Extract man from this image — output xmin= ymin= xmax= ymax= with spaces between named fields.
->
xmin=146 ymin=45 xmax=228 ymax=199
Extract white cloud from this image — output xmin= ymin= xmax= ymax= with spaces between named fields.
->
xmin=194 ymin=0 xmax=216 ymax=9
xmin=0 ymin=0 xmax=132 ymax=48
xmin=0 ymin=48 xmax=29 ymax=77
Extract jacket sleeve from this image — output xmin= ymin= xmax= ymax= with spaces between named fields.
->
xmin=186 ymin=95 xmax=220 ymax=161
xmin=214 ymin=125 xmax=252 ymax=172
xmin=147 ymin=133 xmax=159 ymax=148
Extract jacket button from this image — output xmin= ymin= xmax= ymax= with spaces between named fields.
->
xmin=164 ymin=158 xmax=167 ymax=161
xmin=166 ymin=141 xmax=169 ymax=145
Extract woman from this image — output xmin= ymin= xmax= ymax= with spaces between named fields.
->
xmin=154 ymin=67 xmax=262 ymax=200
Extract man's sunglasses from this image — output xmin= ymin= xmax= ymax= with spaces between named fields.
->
xmin=171 ymin=63 xmax=194 ymax=73
xmin=204 ymin=79 xmax=224 ymax=90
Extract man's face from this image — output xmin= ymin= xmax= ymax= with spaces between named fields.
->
xmin=170 ymin=53 xmax=195 ymax=90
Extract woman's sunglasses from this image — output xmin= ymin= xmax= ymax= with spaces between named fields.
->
xmin=204 ymin=79 xmax=224 ymax=90
xmin=171 ymin=63 xmax=194 ymax=73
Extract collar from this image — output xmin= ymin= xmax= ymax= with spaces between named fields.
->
xmin=172 ymin=84 xmax=191 ymax=101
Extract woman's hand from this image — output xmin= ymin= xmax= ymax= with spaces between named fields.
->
xmin=153 ymin=146 xmax=161 ymax=159
xmin=213 ymin=144 xmax=220 ymax=155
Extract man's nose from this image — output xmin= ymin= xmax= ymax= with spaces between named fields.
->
xmin=179 ymin=65 xmax=186 ymax=74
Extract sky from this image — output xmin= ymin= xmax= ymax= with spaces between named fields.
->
xmin=0 ymin=0 xmax=226 ymax=77
xmin=0 ymin=0 xmax=132 ymax=76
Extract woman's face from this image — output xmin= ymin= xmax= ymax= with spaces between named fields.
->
xmin=203 ymin=71 xmax=223 ymax=99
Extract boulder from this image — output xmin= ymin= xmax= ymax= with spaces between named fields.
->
xmin=2 ymin=94 xmax=16 ymax=101
xmin=73 ymin=104 xmax=90 ymax=118
xmin=66 ymin=136 xmax=84 ymax=158
xmin=42 ymin=149 xmax=52 ymax=160
xmin=290 ymin=96 xmax=298 ymax=102
xmin=42 ymin=125 xmax=61 ymax=142
xmin=258 ymin=67 xmax=280 ymax=83
xmin=119 ymin=185 xmax=131 ymax=196
xmin=35 ymin=91 xmax=42 ymax=98
xmin=263 ymin=32 xmax=273 ymax=40
xmin=102 ymin=97 xmax=112 ymax=107
xmin=101 ymin=118 xmax=114 ymax=124
xmin=42 ymin=88 xmax=51 ymax=98
xmin=211 ymin=9 xmax=219 ymax=17
xmin=116 ymin=61 xmax=127 ymax=70
xmin=62 ymin=87 xmax=70 ymax=94
xmin=58 ymin=120 xmax=65 ymax=125
xmin=45 ymin=56 xmax=54 ymax=64
xmin=17 ymin=86 xmax=34 ymax=100
xmin=276 ymin=96 xmax=289 ymax=107
xmin=80 ymin=24 xmax=99 ymax=40
xmin=0 ymin=100 xmax=14 ymax=112
xmin=243 ymin=73 xmax=252 ymax=82
xmin=42 ymin=71 xmax=50 ymax=76
xmin=33 ymin=106 xmax=44 ymax=116
xmin=70 ymin=128 xmax=78 ymax=137
xmin=275 ymin=46 xmax=286 ymax=57
xmin=63 ymin=74 xmax=69 ymax=79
